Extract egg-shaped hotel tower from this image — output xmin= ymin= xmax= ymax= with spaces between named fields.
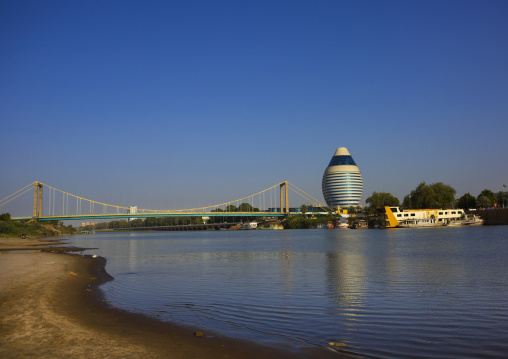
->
xmin=322 ymin=147 xmax=363 ymax=208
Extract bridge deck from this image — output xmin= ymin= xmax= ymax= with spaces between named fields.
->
xmin=13 ymin=212 xmax=287 ymax=221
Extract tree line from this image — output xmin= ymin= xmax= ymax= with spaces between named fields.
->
xmin=82 ymin=202 xmax=265 ymax=231
xmin=89 ymin=216 xmax=207 ymax=230
xmin=365 ymin=182 xmax=507 ymax=210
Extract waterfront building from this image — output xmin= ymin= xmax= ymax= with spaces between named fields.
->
xmin=322 ymin=147 xmax=363 ymax=208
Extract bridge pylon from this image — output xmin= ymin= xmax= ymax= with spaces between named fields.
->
xmin=280 ymin=181 xmax=289 ymax=214
xmin=33 ymin=181 xmax=43 ymax=218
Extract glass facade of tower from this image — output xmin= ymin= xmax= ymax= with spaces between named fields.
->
xmin=322 ymin=149 xmax=363 ymax=208
xmin=327 ymin=155 xmax=357 ymax=167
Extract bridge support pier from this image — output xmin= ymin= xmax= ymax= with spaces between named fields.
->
xmin=280 ymin=181 xmax=289 ymax=214
xmin=33 ymin=182 xmax=43 ymax=218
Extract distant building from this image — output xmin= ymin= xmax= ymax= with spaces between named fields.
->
xmin=322 ymin=147 xmax=363 ymax=209
xmin=128 ymin=206 xmax=138 ymax=222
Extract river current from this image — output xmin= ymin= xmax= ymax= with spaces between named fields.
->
xmin=65 ymin=226 xmax=508 ymax=358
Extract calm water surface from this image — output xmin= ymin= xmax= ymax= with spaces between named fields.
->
xmin=65 ymin=227 xmax=508 ymax=358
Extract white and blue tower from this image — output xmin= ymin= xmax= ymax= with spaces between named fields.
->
xmin=322 ymin=147 xmax=363 ymax=208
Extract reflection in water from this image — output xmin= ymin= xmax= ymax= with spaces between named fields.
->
xmin=127 ymin=239 xmax=138 ymax=273
xmin=280 ymin=251 xmax=292 ymax=297
xmin=324 ymin=230 xmax=367 ymax=333
xmin=64 ymin=227 xmax=508 ymax=359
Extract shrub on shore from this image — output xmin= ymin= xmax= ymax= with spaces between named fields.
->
xmin=283 ymin=214 xmax=336 ymax=229
xmin=0 ymin=213 xmax=76 ymax=238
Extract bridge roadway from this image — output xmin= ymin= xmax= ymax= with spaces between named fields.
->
xmin=14 ymin=211 xmax=287 ymax=222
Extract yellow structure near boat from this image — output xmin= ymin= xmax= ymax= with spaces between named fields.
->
xmin=383 ymin=207 xmax=484 ymax=228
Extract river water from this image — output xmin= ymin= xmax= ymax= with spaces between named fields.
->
xmin=65 ymin=226 xmax=508 ymax=358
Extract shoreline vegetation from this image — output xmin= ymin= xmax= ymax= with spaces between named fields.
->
xmin=0 ymin=215 xmax=76 ymax=239
xmin=0 ymin=237 xmax=354 ymax=359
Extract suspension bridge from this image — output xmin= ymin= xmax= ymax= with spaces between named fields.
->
xmin=1 ymin=181 xmax=333 ymax=222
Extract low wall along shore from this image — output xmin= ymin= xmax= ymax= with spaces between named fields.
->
xmin=474 ymin=208 xmax=508 ymax=225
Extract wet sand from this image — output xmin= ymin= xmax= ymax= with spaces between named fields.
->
xmin=0 ymin=238 xmax=355 ymax=358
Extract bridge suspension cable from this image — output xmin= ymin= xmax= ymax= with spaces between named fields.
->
xmin=163 ymin=182 xmax=283 ymax=213
xmin=2 ymin=181 xmax=292 ymax=218
xmin=286 ymin=182 xmax=334 ymax=212
xmin=0 ymin=182 xmax=35 ymax=208
xmin=38 ymin=182 xmax=130 ymax=214
xmin=2 ymin=180 xmax=335 ymax=220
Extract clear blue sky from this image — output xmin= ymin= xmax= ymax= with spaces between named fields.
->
xmin=1 ymin=0 xmax=507 ymax=216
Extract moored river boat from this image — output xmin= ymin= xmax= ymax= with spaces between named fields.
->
xmin=397 ymin=218 xmax=445 ymax=228
xmin=383 ymin=206 xmax=472 ymax=228
xmin=447 ymin=214 xmax=484 ymax=226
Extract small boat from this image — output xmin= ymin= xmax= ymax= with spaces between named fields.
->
xmin=397 ymin=218 xmax=445 ymax=228
xmin=447 ymin=214 xmax=484 ymax=226
xmin=447 ymin=220 xmax=467 ymax=226
xmin=464 ymin=214 xmax=484 ymax=226
xmin=334 ymin=217 xmax=349 ymax=229
xmin=350 ymin=220 xmax=368 ymax=229
xmin=240 ymin=222 xmax=258 ymax=230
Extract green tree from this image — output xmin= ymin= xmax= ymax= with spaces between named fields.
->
xmin=109 ymin=220 xmax=129 ymax=229
xmin=362 ymin=206 xmax=375 ymax=216
xmin=94 ymin=222 xmax=109 ymax=230
xmin=457 ymin=193 xmax=476 ymax=209
xmin=0 ymin=213 xmax=11 ymax=221
xmin=497 ymin=191 xmax=508 ymax=208
xmin=477 ymin=189 xmax=496 ymax=208
xmin=108 ymin=220 xmax=120 ymax=229
xmin=429 ymin=182 xmax=456 ymax=209
xmin=300 ymin=204 xmax=308 ymax=217
xmin=410 ymin=182 xmax=437 ymax=208
xmin=403 ymin=182 xmax=455 ymax=209
xmin=366 ymin=192 xmax=400 ymax=208
xmin=283 ymin=213 xmax=336 ymax=229
xmin=476 ymin=195 xmax=490 ymax=208
xmin=225 ymin=205 xmax=238 ymax=212
xmin=238 ymin=203 xmax=259 ymax=212
xmin=129 ymin=218 xmax=144 ymax=227
xmin=144 ymin=217 xmax=157 ymax=227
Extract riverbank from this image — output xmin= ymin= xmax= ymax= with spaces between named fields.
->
xmin=0 ymin=238 xmax=352 ymax=358
xmin=0 ymin=237 xmax=87 ymax=252
xmin=0 ymin=218 xmax=76 ymax=238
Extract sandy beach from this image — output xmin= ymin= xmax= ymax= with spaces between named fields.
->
xmin=0 ymin=238 xmax=352 ymax=358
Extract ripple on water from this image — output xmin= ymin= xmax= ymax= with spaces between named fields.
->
xmin=65 ymin=228 xmax=508 ymax=358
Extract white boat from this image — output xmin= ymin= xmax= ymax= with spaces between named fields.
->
xmin=464 ymin=214 xmax=484 ymax=226
xmin=240 ymin=222 xmax=258 ymax=230
xmin=447 ymin=220 xmax=467 ymax=226
xmin=397 ymin=218 xmax=445 ymax=228
xmin=335 ymin=217 xmax=349 ymax=228
xmin=447 ymin=214 xmax=484 ymax=226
